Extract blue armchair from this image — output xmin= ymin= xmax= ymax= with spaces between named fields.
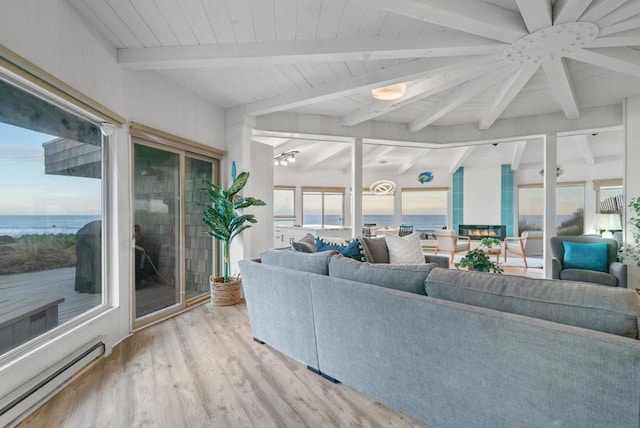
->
xmin=550 ymin=236 xmax=627 ymax=287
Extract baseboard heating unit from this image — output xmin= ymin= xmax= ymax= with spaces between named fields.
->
xmin=0 ymin=340 xmax=105 ymax=427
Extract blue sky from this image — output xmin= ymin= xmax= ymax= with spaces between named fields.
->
xmin=0 ymin=122 xmax=102 ymax=215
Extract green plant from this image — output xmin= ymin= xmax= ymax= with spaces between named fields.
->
xmin=202 ymin=171 xmax=266 ymax=283
xmin=455 ymin=249 xmax=503 ymax=274
xmin=479 ymin=237 xmax=501 ymax=248
xmin=622 ymin=197 xmax=640 ymax=271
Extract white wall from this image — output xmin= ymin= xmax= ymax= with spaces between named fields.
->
xmin=463 ymin=166 xmax=502 ymax=225
xmin=246 ymin=141 xmax=274 ymax=258
xmin=625 ymin=97 xmax=640 ymax=288
xmin=0 ymin=0 xmax=225 ymax=400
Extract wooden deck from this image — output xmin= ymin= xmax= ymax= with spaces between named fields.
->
xmin=0 ymin=268 xmax=100 ymax=325
xmin=0 ymin=268 xmax=209 ymax=328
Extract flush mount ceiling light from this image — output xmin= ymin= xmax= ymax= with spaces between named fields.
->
xmin=369 ymin=180 xmax=396 ymax=195
xmin=371 ymin=83 xmax=407 ymax=101
xmin=273 ymin=150 xmax=299 ymax=166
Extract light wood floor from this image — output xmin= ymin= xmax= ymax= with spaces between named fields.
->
xmin=18 ymin=266 xmax=542 ymax=427
xmin=20 ymin=301 xmax=431 ymax=428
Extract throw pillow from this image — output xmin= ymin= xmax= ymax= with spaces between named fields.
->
xmin=329 ymin=254 xmax=436 ymax=295
xmin=359 ymin=236 xmax=390 ymax=263
xmin=385 ymin=232 xmax=425 ymax=264
xmin=292 ymin=233 xmax=317 ymax=253
xmin=562 ymin=241 xmax=608 ymax=272
xmin=315 ymin=237 xmax=365 ymax=261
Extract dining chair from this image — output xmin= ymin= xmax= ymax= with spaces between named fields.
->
xmin=398 ymin=224 xmax=413 ymax=237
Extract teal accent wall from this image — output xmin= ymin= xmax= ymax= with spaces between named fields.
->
xmin=501 ymin=164 xmax=514 ymax=237
xmin=453 ymin=167 xmax=464 ymax=233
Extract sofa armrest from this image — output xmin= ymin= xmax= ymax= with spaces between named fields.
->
xmin=551 ymin=258 xmax=562 ymax=279
xmin=609 ymin=262 xmax=628 ymax=288
xmin=425 ymin=255 xmax=450 ymax=268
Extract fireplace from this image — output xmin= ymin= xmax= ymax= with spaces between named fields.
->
xmin=458 ymin=224 xmax=507 ymax=240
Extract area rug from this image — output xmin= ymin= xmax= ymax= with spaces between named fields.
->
xmin=499 ymin=257 xmax=543 ymax=269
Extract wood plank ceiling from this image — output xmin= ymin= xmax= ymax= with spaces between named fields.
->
xmin=70 ymin=0 xmax=634 ymax=171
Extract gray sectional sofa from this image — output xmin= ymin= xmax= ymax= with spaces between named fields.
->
xmin=239 ymin=250 xmax=640 ymax=428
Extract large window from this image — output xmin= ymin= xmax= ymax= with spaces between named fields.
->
xmin=594 ymin=179 xmax=623 ymax=213
xmin=518 ymin=183 xmax=585 ymax=234
xmin=0 ymin=78 xmax=105 ymax=356
xmin=363 ymin=191 xmax=394 ymax=227
xmin=401 ymin=188 xmax=448 ymax=232
xmin=274 ymin=186 xmax=295 ymax=225
xmin=302 ymin=187 xmax=344 ymax=227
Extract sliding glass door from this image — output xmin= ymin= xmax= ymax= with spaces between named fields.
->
xmin=133 ymin=144 xmax=180 ymax=319
xmin=133 ymin=143 xmax=216 ymax=325
xmin=185 ymin=156 xmax=214 ymax=301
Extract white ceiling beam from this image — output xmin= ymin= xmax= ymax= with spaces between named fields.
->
xmin=299 ymin=145 xmax=351 ymax=171
xmin=363 ymin=145 xmax=396 ymax=164
xmin=255 ymin=104 xmax=622 ymax=148
xmin=516 ymin=0 xmax=552 ymax=32
xmin=553 ymin=0 xmax=594 ymax=25
xmin=511 ymin=140 xmax=528 ymax=170
xmin=599 ymin=15 xmax=640 ymax=36
xmin=479 ymin=63 xmax=540 ymax=130
xmin=575 ymin=134 xmax=596 ymax=165
xmin=409 ymin=65 xmax=520 ymax=132
xmin=568 ymin=47 xmax=640 ymax=77
xmin=588 ymin=28 xmax=640 ymax=47
xmin=542 ymin=58 xmax=580 ymax=120
xmin=353 ymin=0 xmax=528 ymax=43
xmin=449 ymin=146 xmax=476 ymax=174
xmin=580 ymin=0 xmax=628 ymax=23
xmin=117 ymin=34 xmax=506 ymax=70
xmin=273 ymin=139 xmax=305 ymax=153
xmin=595 ymin=1 xmax=640 ymax=27
xmin=342 ymin=56 xmax=506 ymax=126
xmin=398 ymin=149 xmax=430 ymax=174
xmin=245 ymin=56 xmax=480 ymax=117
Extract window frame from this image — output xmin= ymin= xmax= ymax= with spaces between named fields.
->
xmin=593 ymin=178 xmax=623 ymax=214
xmin=517 ymin=181 xmax=587 ymax=233
xmin=273 ymin=185 xmax=296 ymax=222
xmin=301 ymin=186 xmax=345 ymax=227
xmin=361 ymin=187 xmax=394 ymax=227
xmin=0 ymin=68 xmax=112 ymax=364
xmin=400 ymin=187 xmax=449 ymax=230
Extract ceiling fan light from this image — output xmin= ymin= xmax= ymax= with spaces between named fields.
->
xmin=371 ymin=83 xmax=407 ymax=101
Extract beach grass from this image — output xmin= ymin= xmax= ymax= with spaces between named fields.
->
xmin=0 ymin=234 xmax=76 ymax=274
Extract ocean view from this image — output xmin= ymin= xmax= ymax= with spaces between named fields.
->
xmin=0 ymin=215 xmax=101 ymax=237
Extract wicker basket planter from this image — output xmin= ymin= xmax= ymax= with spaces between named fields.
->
xmin=210 ymin=276 xmax=242 ymax=306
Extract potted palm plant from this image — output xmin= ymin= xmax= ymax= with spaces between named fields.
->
xmin=455 ymin=248 xmax=504 ymax=274
xmin=202 ymin=171 xmax=265 ymax=305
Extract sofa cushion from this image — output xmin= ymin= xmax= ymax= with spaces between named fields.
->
xmin=385 ymin=232 xmax=425 ymax=264
xmin=560 ymin=269 xmax=618 ymax=287
xmin=292 ymin=233 xmax=317 ymax=253
xmin=424 ymin=268 xmax=640 ymax=338
xmin=562 ymin=241 xmax=608 ymax=272
xmin=315 ymin=237 xmax=365 ymax=261
xmin=359 ymin=236 xmax=390 ymax=263
xmin=260 ymin=249 xmax=336 ymax=275
xmin=328 ymin=254 xmax=436 ymax=295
